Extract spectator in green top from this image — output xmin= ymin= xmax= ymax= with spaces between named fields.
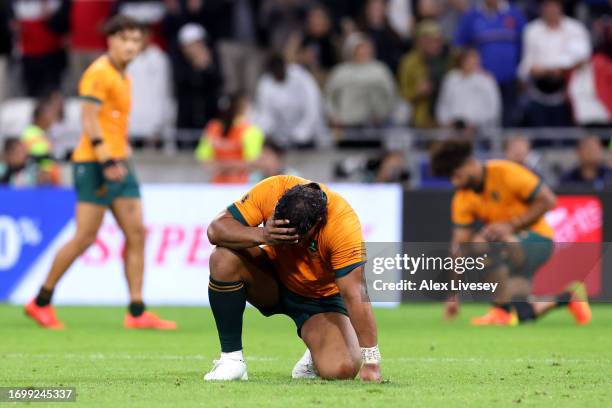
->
xmin=397 ymin=21 xmax=457 ymax=128
xmin=0 ymin=138 xmax=38 ymax=186
xmin=21 ymin=92 xmax=63 ymax=185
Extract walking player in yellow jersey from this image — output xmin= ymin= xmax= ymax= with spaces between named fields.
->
xmin=25 ymin=16 xmax=175 ymax=330
xmin=204 ymin=175 xmax=381 ymax=381
xmin=430 ymin=139 xmax=591 ymax=326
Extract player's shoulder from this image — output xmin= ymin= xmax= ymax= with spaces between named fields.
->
xmin=452 ymin=188 xmax=475 ymax=205
xmin=82 ymin=56 xmax=113 ymax=78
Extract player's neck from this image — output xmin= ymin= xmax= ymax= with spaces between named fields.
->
xmin=106 ymin=53 xmax=127 ymax=73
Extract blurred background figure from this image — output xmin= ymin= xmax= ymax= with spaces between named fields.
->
xmin=369 ymin=150 xmax=410 ymax=184
xmin=416 ymin=0 xmax=468 ymax=41
xmin=334 ymin=149 xmax=410 ymax=185
xmin=127 ymin=25 xmax=174 ymax=149
xmin=13 ymin=0 xmax=70 ymax=97
xmin=386 ymin=0 xmax=413 ymax=43
xmin=254 ymin=53 xmax=327 ymax=149
xmin=504 ymin=134 xmax=533 ymax=167
xmin=518 ymin=0 xmax=591 ymax=127
xmin=0 ymin=0 xmax=12 ymax=102
xmin=173 ymin=23 xmax=221 ymax=147
xmin=67 ymin=0 xmax=114 ymax=92
xmin=204 ymin=0 xmax=266 ymax=96
xmin=436 ymin=48 xmax=501 ymax=128
xmin=195 ymin=93 xmax=264 ymax=184
xmin=290 ymin=3 xmax=339 ymax=86
xmin=249 ymin=139 xmax=299 ymax=182
xmin=454 ymin=0 xmax=525 ymax=127
xmin=325 ymin=32 xmax=396 ymax=127
xmin=568 ymin=16 xmax=612 ymax=127
xmin=560 ymin=136 xmax=612 ymax=190
xmin=0 ymin=137 xmax=36 ymax=185
xmin=398 ymin=21 xmax=455 ymax=128
xmin=503 ymin=133 xmax=547 ymax=181
xmin=358 ymin=0 xmax=406 ymax=73
xmin=260 ymin=0 xmax=310 ymax=52
xmin=114 ymin=0 xmax=166 ymax=48
xmin=20 ymin=92 xmax=63 ymax=185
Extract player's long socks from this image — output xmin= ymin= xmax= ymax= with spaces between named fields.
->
xmin=129 ymin=301 xmax=145 ymax=317
xmin=554 ymin=292 xmax=571 ymax=307
xmin=512 ymin=301 xmax=537 ymax=322
xmin=208 ymin=278 xmax=246 ymax=353
xmin=35 ymin=287 xmax=54 ymax=307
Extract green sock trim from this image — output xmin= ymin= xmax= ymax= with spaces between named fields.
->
xmin=209 ymin=279 xmax=246 ymax=352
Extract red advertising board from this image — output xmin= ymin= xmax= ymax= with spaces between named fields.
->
xmin=532 ymin=196 xmax=602 ymax=296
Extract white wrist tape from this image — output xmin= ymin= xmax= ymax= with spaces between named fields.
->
xmin=361 ymin=345 xmax=381 ymax=364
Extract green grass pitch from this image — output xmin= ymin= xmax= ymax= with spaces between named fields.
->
xmin=1 ymin=304 xmax=611 ymax=407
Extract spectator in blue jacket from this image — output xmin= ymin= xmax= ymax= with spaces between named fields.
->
xmin=454 ymin=0 xmax=526 ymax=127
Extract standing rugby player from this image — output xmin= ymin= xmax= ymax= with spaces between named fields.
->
xmin=204 ymin=175 xmax=381 ymax=381
xmin=25 ymin=16 xmax=176 ymax=330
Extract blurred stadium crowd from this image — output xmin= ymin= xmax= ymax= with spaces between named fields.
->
xmin=0 ymin=0 xmax=611 ymax=188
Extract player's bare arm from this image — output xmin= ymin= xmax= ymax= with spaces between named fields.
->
xmin=81 ymin=101 xmax=126 ymax=181
xmin=336 ymin=265 xmax=381 ymax=381
xmin=207 ymin=210 xmax=299 ymax=249
xmin=481 ymin=185 xmax=556 ymax=241
xmin=443 ymin=227 xmax=476 ymax=320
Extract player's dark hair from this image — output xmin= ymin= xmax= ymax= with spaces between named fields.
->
xmin=266 ymin=53 xmax=286 ymax=81
xmin=274 ymin=183 xmax=327 ymax=235
xmin=430 ymin=138 xmax=473 ymax=178
xmin=103 ymin=15 xmax=143 ymax=36
xmin=217 ymin=92 xmax=245 ymax=137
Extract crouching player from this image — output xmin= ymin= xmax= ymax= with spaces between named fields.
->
xmin=430 ymin=139 xmax=591 ymax=326
xmin=204 ymin=175 xmax=381 ymax=381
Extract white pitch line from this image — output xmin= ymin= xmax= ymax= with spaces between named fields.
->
xmin=1 ymin=353 xmax=279 ymax=362
xmin=1 ymin=353 xmax=609 ymax=364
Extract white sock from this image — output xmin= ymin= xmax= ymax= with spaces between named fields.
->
xmin=221 ymin=350 xmax=244 ymax=362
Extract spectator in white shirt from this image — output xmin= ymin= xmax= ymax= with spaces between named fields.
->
xmin=254 ymin=53 xmax=328 ymax=148
xmin=518 ymin=0 xmax=591 ymax=127
xmin=436 ymin=48 xmax=501 ymax=128
xmin=127 ymin=27 xmax=175 ymax=148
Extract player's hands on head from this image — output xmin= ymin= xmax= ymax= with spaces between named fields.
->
xmin=103 ymin=162 xmax=127 ymax=182
xmin=262 ymin=215 xmax=299 ymax=245
xmin=360 ymin=362 xmax=381 ymax=382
